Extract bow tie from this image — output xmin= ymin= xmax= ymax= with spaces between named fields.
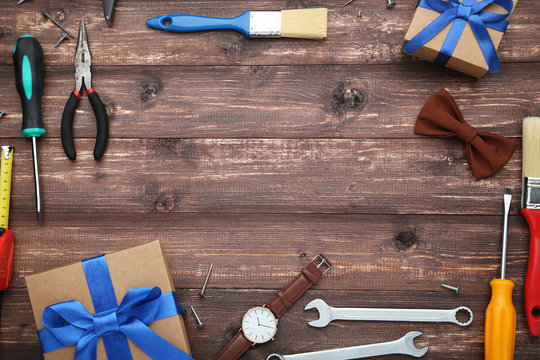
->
xmin=415 ymin=89 xmax=517 ymax=180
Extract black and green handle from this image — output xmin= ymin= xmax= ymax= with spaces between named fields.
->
xmin=12 ymin=35 xmax=46 ymax=139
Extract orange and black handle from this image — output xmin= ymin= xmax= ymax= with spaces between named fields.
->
xmin=521 ymin=208 xmax=540 ymax=336
xmin=61 ymin=87 xmax=108 ymax=161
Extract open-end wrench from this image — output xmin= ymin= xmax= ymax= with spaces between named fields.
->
xmin=266 ymin=331 xmax=428 ymax=360
xmin=305 ymin=299 xmax=473 ymax=328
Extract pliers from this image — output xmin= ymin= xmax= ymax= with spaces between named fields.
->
xmin=61 ymin=20 xmax=109 ymax=161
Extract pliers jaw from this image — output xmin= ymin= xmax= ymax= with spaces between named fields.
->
xmin=74 ymin=20 xmax=91 ymax=92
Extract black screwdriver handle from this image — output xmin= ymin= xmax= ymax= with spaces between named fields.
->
xmin=61 ymin=90 xmax=80 ymax=160
xmin=87 ymin=89 xmax=109 ymax=160
xmin=12 ymin=36 xmax=46 ymax=139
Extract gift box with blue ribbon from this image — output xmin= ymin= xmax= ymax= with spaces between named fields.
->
xmin=25 ymin=241 xmax=194 ymax=360
xmin=402 ymin=0 xmax=517 ymax=78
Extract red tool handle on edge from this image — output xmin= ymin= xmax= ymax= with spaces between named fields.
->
xmin=521 ymin=208 xmax=540 ymax=336
xmin=0 ymin=229 xmax=14 ymax=291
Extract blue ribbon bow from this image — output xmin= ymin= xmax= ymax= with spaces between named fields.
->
xmin=37 ymin=255 xmax=194 ymax=360
xmin=403 ymin=0 xmax=513 ymax=73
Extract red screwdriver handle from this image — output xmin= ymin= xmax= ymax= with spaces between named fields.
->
xmin=0 ymin=230 xmax=14 ymax=291
xmin=521 ymin=208 xmax=540 ymax=336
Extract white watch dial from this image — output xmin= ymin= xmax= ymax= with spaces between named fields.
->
xmin=241 ymin=306 xmax=278 ymax=344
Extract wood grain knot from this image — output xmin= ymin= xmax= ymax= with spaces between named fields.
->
xmin=104 ymin=100 xmax=116 ymax=119
xmin=94 ymin=173 xmax=106 ymax=181
xmin=299 ymin=252 xmax=307 ymax=258
xmin=393 ymin=231 xmax=417 ymax=251
xmin=54 ymin=9 xmax=66 ymax=22
xmin=140 ymin=78 xmax=163 ymax=103
xmin=153 ymin=191 xmax=176 ymax=212
xmin=331 ymin=83 xmax=367 ymax=117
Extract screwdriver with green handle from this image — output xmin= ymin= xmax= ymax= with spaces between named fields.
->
xmin=485 ymin=188 xmax=516 ymax=360
xmin=12 ymin=35 xmax=45 ymax=223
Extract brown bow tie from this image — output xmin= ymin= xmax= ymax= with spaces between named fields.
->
xmin=415 ymin=89 xmax=517 ymax=180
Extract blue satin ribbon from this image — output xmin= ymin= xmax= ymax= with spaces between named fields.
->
xmin=403 ymin=0 xmax=513 ymax=73
xmin=37 ymin=255 xmax=194 ymax=360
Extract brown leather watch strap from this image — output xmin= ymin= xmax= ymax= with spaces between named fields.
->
xmin=213 ymin=330 xmax=252 ymax=360
xmin=266 ymin=255 xmax=330 ymax=318
xmin=213 ymin=255 xmax=330 ymax=360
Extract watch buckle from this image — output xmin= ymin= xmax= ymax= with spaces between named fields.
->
xmin=312 ymin=254 xmax=331 ymax=274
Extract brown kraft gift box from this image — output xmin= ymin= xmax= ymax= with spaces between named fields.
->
xmin=402 ymin=0 xmax=518 ymax=78
xmin=25 ymin=241 xmax=192 ymax=360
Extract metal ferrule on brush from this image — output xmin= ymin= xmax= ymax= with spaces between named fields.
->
xmin=249 ymin=11 xmax=281 ymax=37
xmin=522 ymin=177 xmax=540 ymax=209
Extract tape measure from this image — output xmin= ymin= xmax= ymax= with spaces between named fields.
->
xmin=0 ymin=146 xmax=13 ymax=291
xmin=0 ymin=146 xmax=13 ymax=230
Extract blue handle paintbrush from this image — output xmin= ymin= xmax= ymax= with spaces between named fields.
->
xmin=146 ymin=8 xmax=327 ymax=40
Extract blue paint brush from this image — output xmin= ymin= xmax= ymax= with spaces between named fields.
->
xmin=146 ymin=8 xmax=327 ymax=40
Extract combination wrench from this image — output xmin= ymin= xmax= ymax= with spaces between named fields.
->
xmin=266 ymin=331 xmax=428 ymax=360
xmin=305 ymin=299 xmax=473 ymax=328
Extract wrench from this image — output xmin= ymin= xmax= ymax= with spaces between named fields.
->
xmin=266 ymin=331 xmax=428 ymax=360
xmin=305 ymin=299 xmax=473 ymax=328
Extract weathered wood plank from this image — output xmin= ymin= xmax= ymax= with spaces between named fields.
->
xmin=4 ymin=213 xmax=531 ymax=291
xmin=1 ymin=288 xmax=538 ymax=359
xmin=0 ymin=1 xmax=538 ymax=66
xmin=0 ymin=64 xmax=537 ymax=140
xmin=0 ymin=137 xmax=526 ymax=215
xmin=0 ymin=138 xmax=525 ymax=215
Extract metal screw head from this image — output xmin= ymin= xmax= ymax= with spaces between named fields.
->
xmin=441 ymin=284 xmax=460 ymax=294
xmin=386 ymin=0 xmax=396 ymax=9
xmin=54 ymin=32 xmax=69 ymax=48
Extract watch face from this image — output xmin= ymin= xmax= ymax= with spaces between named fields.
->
xmin=241 ymin=306 xmax=278 ymax=344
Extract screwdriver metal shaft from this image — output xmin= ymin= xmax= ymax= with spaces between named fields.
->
xmin=31 ymin=137 xmax=41 ymax=223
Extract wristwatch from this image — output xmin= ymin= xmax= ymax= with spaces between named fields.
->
xmin=214 ymin=254 xmax=331 ymax=360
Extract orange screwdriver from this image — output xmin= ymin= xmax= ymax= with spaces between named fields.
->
xmin=485 ymin=188 xmax=516 ymax=360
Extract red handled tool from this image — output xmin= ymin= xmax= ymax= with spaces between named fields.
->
xmin=521 ymin=116 xmax=540 ymax=335
xmin=61 ymin=20 xmax=109 ymax=161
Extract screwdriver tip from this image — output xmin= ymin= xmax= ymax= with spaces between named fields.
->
xmin=504 ymin=188 xmax=512 ymax=195
xmin=37 ymin=211 xmax=42 ymax=224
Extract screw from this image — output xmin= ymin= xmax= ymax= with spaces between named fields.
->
xmin=54 ymin=32 xmax=69 ymax=48
xmin=17 ymin=0 xmax=27 ymax=4
xmin=0 ymin=110 xmax=5 ymax=119
xmin=342 ymin=0 xmax=356 ymax=7
xmin=386 ymin=0 xmax=396 ymax=9
xmin=190 ymin=306 xmax=204 ymax=328
xmin=441 ymin=284 xmax=460 ymax=293
xmin=357 ymin=10 xmax=363 ymax=18
xmin=42 ymin=11 xmax=75 ymax=39
xmin=199 ymin=262 xmax=214 ymax=297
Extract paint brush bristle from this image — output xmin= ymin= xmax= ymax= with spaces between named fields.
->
xmin=523 ymin=117 xmax=540 ymax=178
xmin=281 ymin=8 xmax=327 ymax=40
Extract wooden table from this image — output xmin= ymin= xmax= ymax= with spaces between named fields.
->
xmin=0 ymin=1 xmax=538 ymax=359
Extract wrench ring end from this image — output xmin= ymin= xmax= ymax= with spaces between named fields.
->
xmin=454 ymin=306 xmax=473 ymax=326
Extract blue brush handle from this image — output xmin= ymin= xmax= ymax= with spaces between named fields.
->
xmin=146 ymin=11 xmax=251 ymax=37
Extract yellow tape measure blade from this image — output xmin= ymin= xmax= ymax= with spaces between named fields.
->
xmin=0 ymin=146 xmax=13 ymax=230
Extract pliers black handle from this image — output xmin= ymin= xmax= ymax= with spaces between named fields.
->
xmin=61 ymin=87 xmax=108 ymax=160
